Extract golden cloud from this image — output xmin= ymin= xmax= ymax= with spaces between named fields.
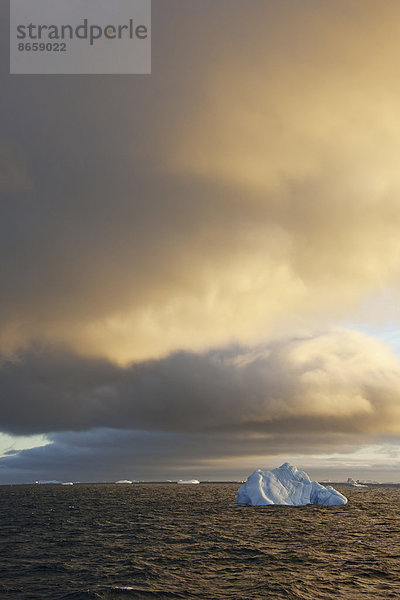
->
xmin=2 ymin=1 xmax=400 ymax=365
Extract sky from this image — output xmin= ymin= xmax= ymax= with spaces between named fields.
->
xmin=2 ymin=0 xmax=400 ymax=483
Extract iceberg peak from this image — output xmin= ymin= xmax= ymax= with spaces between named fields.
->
xmin=237 ymin=463 xmax=347 ymax=506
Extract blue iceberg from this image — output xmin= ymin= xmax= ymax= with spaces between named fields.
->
xmin=236 ymin=463 xmax=347 ymax=506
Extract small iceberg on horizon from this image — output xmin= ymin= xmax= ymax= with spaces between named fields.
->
xmin=236 ymin=463 xmax=347 ymax=506
xmin=35 ymin=480 xmax=61 ymax=485
xmin=347 ymin=477 xmax=367 ymax=488
xmin=115 ymin=480 xmax=133 ymax=484
xmin=177 ymin=479 xmax=200 ymax=484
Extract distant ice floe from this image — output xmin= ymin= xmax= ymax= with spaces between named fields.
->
xmin=177 ymin=479 xmax=200 ymax=484
xmin=35 ymin=480 xmax=75 ymax=485
xmin=347 ymin=477 xmax=367 ymax=488
xmin=115 ymin=480 xmax=134 ymax=484
xmin=35 ymin=480 xmax=61 ymax=484
xmin=236 ymin=463 xmax=348 ymax=506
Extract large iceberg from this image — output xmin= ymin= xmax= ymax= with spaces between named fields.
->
xmin=236 ymin=463 xmax=347 ymax=506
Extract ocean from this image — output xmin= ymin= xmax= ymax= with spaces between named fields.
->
xmin=1 ymin=483 xmax=399 ymax=599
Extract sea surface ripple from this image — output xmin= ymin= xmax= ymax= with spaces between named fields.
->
xmin=0 ymin=483 xmax=399 ymax=599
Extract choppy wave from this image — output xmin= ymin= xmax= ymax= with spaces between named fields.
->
xmin=1 ymin=483 xmax=400 ymax=599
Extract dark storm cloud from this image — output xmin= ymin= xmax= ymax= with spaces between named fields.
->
xmin=1 ymin=329 xmax=400 ymax=438
xmin=0 ymin=427 xmax=377 ymax=484
xmin=1 ymin=327 xmax=400 ymax=483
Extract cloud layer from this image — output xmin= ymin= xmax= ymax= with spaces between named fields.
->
xmin=1 ymin=328 xmax=400 ymax=436
xmin=2 ymin=1 xmax=400 ymax=363
xmin=2 ymin=327 xmax=400 ymax=481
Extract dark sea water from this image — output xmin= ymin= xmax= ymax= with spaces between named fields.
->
xmin=1 ymin=483 xmax=400 ymax=600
